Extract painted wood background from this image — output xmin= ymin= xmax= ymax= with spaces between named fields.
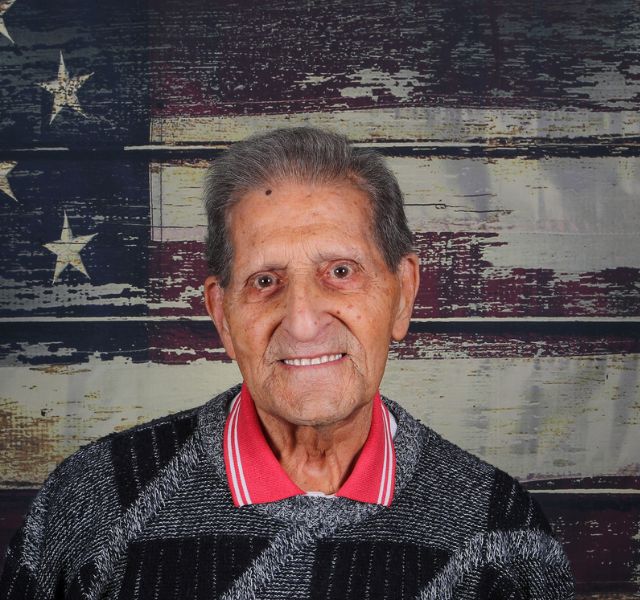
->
xmin=1 ymin=0 xmax=639 ymax=596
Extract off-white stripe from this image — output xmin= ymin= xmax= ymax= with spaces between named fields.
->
xmin=381 ymin=405 xmax=394 ymax=506
xmin=377 ymin=403 xmax=390 ymax=505
xmin=229 ymin=396 xmax=245 ymax=504
xmin=226 ymin=394 xmax=244 ymax=506
xmin=230 ymin=397 xmax=252 ymax=505
xmin=233 ymin=398 xmax=252 ymax=505
xmin=149 ymin=108 xmax=640 ymax=145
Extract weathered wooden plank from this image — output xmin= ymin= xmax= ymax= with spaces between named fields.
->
xmin=534 ymin=492 xmax=640 ymax=594
xmin=2 ymin=0 xmax=639 ymax=148
xmin=1 ymin=354 xmax=638 ymax=486
xmin=0 ymin=358 xmax=243 ymax=485
xmin=0 ymin=0 xmax=149 ymax=148
xmin=385 ymin=355 xmax=640 ymax=485
xmin=2 ymin=320 xmax=639 ymax=366
xmin=5 ymin=155 xmax=638 ymax=318
xmin=150 ymin=108 xmax=640 ymax=145
xmin=147 ymin=0 xmax=640 ymax=142
xmin=0 ymin=157 xmax=150 ymax=317
xmin=150 ymin=0 xmax=640 ymax=114
xmin=0 ymin=320 xmax=226 ymax=365
xmin=145 ymin=228 xmax=640 ymax=318
xmin=3 ymin=229 xmax=639 ymax=316
xmin=150 ymin=155 xmax=640 ymax=318
xmin=413 ymin=232 xmax=640 ymax=317
xmin=150 ymin=156 xmax=640 ymax=239
xmin=394 ymin=324 xmax=640 ymax=360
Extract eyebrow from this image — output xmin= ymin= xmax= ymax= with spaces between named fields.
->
xmin=246 ymin=262 xmax=289 ymax=275
xmin=316 ymin=248 xmax=365 ymax=263
xmin=239 ymin=247 xmax=367 ymax=279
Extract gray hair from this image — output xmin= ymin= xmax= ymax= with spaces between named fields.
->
xmin=203 ymin=127 xmax=413 ymax=287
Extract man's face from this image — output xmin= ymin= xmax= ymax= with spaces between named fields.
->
xmin=205 ymin=179 xmax=419 ymax=427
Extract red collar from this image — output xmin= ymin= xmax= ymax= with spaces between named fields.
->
xmin=223 ymin=383 xmax=396 ymax=507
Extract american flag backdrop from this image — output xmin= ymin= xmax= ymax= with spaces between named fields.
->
xmin=1 ymin=0 xmax=640 ymax=595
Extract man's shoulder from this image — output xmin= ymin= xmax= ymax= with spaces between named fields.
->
xmin=12 ymin=387 xmax=238 ymax=568
xmin=51 ymin=403 xmax=200 ymax=495
xmin=387 ymin=397 xmax=551 ymax=534
xmin=430 ymin=430 xmax=551 ymax=532
xmin=28 ymin=386 xmax=239 ymax=531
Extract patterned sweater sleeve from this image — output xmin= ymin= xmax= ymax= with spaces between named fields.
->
xmin=419 ymin=529 xmax=575 ymax=599
xmin=0 ymin=481 xmax=62 ymax=599
xmin=0 ymin=437 xmax=121 ymax=600
xmin=417 ymin=466 xmax=576 ymax=600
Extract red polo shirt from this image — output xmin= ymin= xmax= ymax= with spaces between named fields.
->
xmin=224 ymin=384 xmax=396 ymax=507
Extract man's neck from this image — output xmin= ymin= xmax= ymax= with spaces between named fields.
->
xmin=255 ymin=402 xmax=373 ymax=495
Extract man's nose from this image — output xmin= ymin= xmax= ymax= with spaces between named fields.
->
xmin=280 ymin=277 xmax=332 ymax=342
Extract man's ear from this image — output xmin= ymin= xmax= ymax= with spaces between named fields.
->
xmin=204 ymin=275 xmax=237 ymax=360
xmin=391 ymin=253 xmax=420 ymax=342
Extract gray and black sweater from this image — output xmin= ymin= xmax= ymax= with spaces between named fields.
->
xmin=1 ymin=384 xmax=574 ymax=599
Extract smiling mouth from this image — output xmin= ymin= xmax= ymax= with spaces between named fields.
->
xmin=281 ymin=353 xmax=345 ymax=367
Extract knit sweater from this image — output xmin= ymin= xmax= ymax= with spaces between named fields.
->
xmin=1 ymin=384 xmax=575 ymax=599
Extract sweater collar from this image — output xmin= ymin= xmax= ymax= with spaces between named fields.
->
xmin=223 ymin=383 xmax=396 ymax=507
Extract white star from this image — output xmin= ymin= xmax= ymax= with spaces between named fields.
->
xmin=0 ymin=160 xmax=17 ymax=201
xmin=0 ymin=0 xmax=16 ymax=45
xmin=39 ymin=51 xmax=93 ymax=124
xmin=43 ymin=211 xmax=97 ymax=283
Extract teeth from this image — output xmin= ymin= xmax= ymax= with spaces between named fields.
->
xmin=283 ymin=354 xmax=343 ymax=366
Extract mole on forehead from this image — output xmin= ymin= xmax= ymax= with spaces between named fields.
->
xmin=255 ymin=179 xmax=365 ymax=197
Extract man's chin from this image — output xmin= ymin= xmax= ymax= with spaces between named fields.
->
xmin=281 ymin=407 xmax=353 ymax=428
xmin=281 ymin=397 xmax=372 ymax=430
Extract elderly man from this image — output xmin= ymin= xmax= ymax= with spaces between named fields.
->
xmin=1 ymin=128 xmax=574 ymax=599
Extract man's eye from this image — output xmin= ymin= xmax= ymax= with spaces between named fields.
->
xmin=253 ymin=274 xmax=277 ymax=289
xmin=331 ymin=264 xmax=352 ymax=279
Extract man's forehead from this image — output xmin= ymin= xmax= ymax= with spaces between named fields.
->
xmin=228 ymin=180 xmax=373 ymax=232
xmin=231 ymin=177 xmax=373 ymax=214
xmin=225 ymin=186 xmax=383 ymax=275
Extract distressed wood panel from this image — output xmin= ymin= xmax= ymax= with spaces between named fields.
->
xmin=0 ymin=0 xmax=149 ymax=148
xmin=150 ymin=108 xmax=640 ymax=145
xmin=147 ymin=0 xmax=640 ymax=143
xmin=533 ymin=492 xmax=640 ymax=594
xmin=2 ymin=320 xmax=639 ymax=366
xmin=0 ymin=158 xmax=150 ymax=317
xmin=2 ymin=354 xmax=638 ymax=486
xmin=150 ymin=0 xmax=640 ymax=114
xmin=2 ymin=230 xmax=638 ymax=318
xmin=151 ymin=156 xmax=640 ymax=238
xmin=146 ymin=234 xmax=640 ymax=318
xmin=2 ymin=0 xmax=640 ymax=148
xmin=394 ymin=324 xmax=640 ymax=360
xmin=148 ymin=156 xmax=640 ymax=318
xmin=2 ymin=156 xmax=638 ymax=318
xmin=413 ymin=232 xmax=640 ymax=317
